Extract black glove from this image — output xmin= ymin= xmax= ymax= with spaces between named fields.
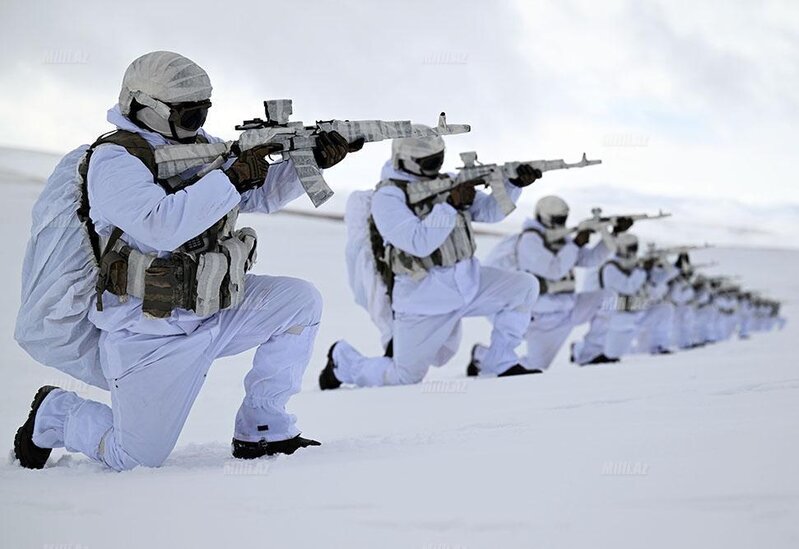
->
xmin=348 ymin=137 xmax=365 ymax=152
xmin=675 ymin=252 xmax=690 ymax=271
xmin=574 ymin=229 xmax=592 ymax=247
xmin=224 ymin=142 xmax=283 ymax=193
xmin=613 ymin=216 xmax=634 ymax=233
xmin=447 ymin=182 xmax=477 ymax=210
xmin=642 ymin=257 xmax=656 ymax=271
xmin=313 ymin=130 xmax=357 ymax=169
xmin=265 ymin=435 xmax=321 ymax=456
xmin=510 ymin=164 xmax=542 ymax=188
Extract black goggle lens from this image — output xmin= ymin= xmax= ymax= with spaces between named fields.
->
xmin=550 ymin=215 xmax=568 ymax=227
xmin=169 ymin=100 xmax=211 ymax=131
xmin=416 ymin=151 xmax=445 ymax=173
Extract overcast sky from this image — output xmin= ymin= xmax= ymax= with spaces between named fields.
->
xmin=1 ymin=0 xmax=797 ymax=207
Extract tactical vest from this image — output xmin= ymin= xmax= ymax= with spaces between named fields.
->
xmin=78 ymin=130 xmax=257 ymax=319
xmin=371 ymin=177 xmax=477 ymax=286
xmin=599 ymin=260 xmax=647 ymax=312
xmin=666 ymin=276 xmax=692 ymax=307
xmin=515 ymin=227 xmax=576 ymax=294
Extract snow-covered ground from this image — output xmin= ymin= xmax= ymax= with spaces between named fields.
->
xmin=1 ymin=149 xmax=798 ymax=549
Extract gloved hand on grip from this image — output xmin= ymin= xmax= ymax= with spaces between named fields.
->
xmin=510 ymin=164 xmax=542 ymax=188
xmin=313 ymin=131 xmax=363 ymax=169
xmin=225 ymin=142 xmax=283 ymax=193
xmin=613 ymin=216 xmax=634 ymax=233
xmin=448 ymin=181 xmax=477 ymax=210
xmin=574 ymin=229 xmax=593 ymax=247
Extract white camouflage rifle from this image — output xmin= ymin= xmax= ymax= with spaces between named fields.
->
xmin=690 ymin=261 xmax=719 ymax=270
xmin=540 ymin=208 xmax=672 ymax=245
xmin=708 ymin=275 xmax=743 ymax=293
xmin=153 ymin=99 xmax=471 ymax=207
xmin=454 ymin=152 xmax=602 ymax=215
xmin=643 ymin=243 xmax=713 ymax=258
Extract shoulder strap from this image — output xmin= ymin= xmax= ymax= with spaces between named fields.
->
xmin=78 ymin=130 xmax=210 ymax=262
xmin=599 ymin=260 xmax=631 ymax=289
xmin=76 ymin=130 xmax=158 ymax=263
xmin=88 ymin=130 xmax=158 ymax=177
xmin=521 ymin=227 xmax=546 ymax=240
xmin=368 ymin=215 xmax=394 ymax=303
xmin=514 ymin=228 xmax=543 ymax=269
xmin=520 ymin=226 xmax=566 ymax=255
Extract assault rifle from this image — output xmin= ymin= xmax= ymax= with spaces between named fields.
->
xmin=454 ymin=152 xmax=602 ymax=215
xmin=707 ymin=275 xmax=743 ymax=292
xmin=578 ymin=207 xmax=671 ymax=232
xmin=643 ymin=243 xmax=713 ymax=258
xmin=539 ymin=208 xmax=671 ymax=245
xmin=688 ymin=261 xmax=719 ymax=270
xmin=153 ymin=99 xmax=471 ymax=207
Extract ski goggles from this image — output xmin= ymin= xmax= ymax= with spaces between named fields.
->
xmin=549 ymin=214 xmax=568 ymax=227
xmin=621 ymin=243 xmax=639 ymax=256
xmin=416 ymin=150 xmax=445 ymax=174
xmin=167 ymin=99 xmax=212 ymax=132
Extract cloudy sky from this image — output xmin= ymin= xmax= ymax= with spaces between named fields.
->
xmin=1 ymin=0 xmax=797 ymax=208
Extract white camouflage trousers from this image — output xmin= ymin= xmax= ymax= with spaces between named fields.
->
xmin=573 ymin=307 xmax=644 ymax=365
xmin=32 ymin=275 xmax=322 ymax=471
xmin=334 ymin=267 xmax=538 ymax=386
xmin=521 ymin=291 xmax=606 ymax=371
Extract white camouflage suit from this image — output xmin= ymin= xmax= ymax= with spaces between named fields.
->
xmin=691 ymin=285 xmax=714 ymax=345
xmin=507 ymin=218 xmax=611 ymax=370
xmin=712 ymin=292 xmax=740 ymax=342
xmin=633 ymin=263 xmax=679 ymax=354
xmin=667 ymin=275 xmax=697 ymax=349
xmin=572 ymin=260 xmax=647 ymax=364
xmin=333 ymin=162 xmax=539 ymax=386
xmin=31 ymin=107 xmax=321 ymax=471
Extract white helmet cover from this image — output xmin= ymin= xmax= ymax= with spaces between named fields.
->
xmin=535 ymin=195 xmax=569 ymax=228
xmin=615 ymin=233 xmax=639 ymax=258
xmin=392 ymin=125 xmax=445 ymax=176
xmin=118 ymin=51 xmax=212 ymax=117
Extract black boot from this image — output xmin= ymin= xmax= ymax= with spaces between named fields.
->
xmin=319 ymin=342 xmax=342 ymax=390
xmin=498 ymin=364 xmax=543 ymax=377
xmin=232 ymin=435 xmax=321 ymax=459
xmin=14 ymin=385 xmax=59 ymax=469
xmin=586 ymin=354 xmax=620 ymax=365
xmin=466 ymin=344 xmax=480 ymax=377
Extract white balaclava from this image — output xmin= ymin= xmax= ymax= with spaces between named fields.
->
xmin=118 ymin=51 xmax=212 ymax=142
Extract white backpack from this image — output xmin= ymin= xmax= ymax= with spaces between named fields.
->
xmin=344 ymin=191 xmax=394 ymax=347
xmin=484 ymin=233 xmax=522 ymax=270
xmin=15 ymin=145 xmax=109 ymax=389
